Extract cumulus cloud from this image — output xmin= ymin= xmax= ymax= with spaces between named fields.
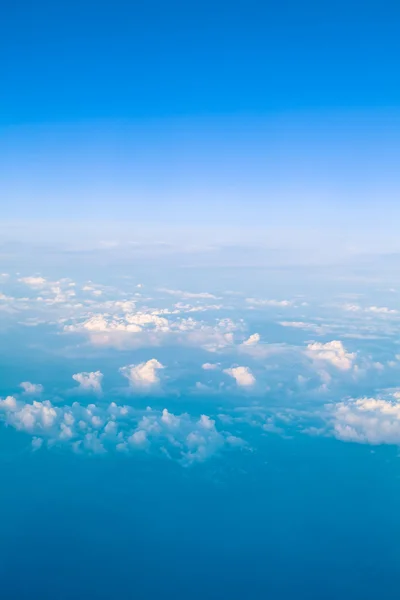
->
xmin=242 ymin=333 xmax=260 ymax=346
xmin=328 ymin=394 xmax=400 ymax=445
xmin=306 ymin=340 xmax=356 ymax=371
xmin=120 ymin=359 xmax=164 ymax=389
xmin=158 ymin=288 xmax=219 ymax=299
xmin=224 ymin=366 xmax=256 ymax=387
xmin=72 ymin=371 xmax=103 ymax=393
xmin=19 ymin=276 xmax=47 ymax=287
xmin=202 ymin=362 xmax=220 ymax=370
xmin=246 ymin=298 xmax=292 ymax=307
xmin=280 ymin=321 xmax=327 ymax=335
xmin=63 ymin=311 xmax=240 ymax=352
xmin=0 ymin=396 xmax=239 ymax=464
xmin=343 ymin=304 xmax=398 ymax=315
xmin=19 ymin=382 xmax=44 ymax=395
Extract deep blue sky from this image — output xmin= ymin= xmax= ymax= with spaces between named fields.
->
xmin=2 ymin=0 xmax=400 ymax=122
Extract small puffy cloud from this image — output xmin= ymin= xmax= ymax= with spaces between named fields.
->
xmin=280 ymin=321 xmax=327 ymax=335
xmin=368 ymin=306 xmax=397 ymax=314
xmin=120 ymin=359 xmax=164 ymax=388
xmin=202 ymin=362 xmax=220 ymax=370
xmin=242 ymin=333 xmax=260 ymax=346
xmin=328 ymin=395 xmax=400 ymax=445
xmin=72 ymin=371 xmax=103 ymax=393
xmin=306 ymin=340 xmax=355 ymax=371
xmin=343 ymin=304 xmax=397 ymax=315
xmin=19 ymin=276 xmax=47 ymax=287
xmin=159 ymin=288 xmax=219 ymax=300
xmin=20 ymin=382 xmax=44 ymax=395
xmin=246 ymin=298 xmax=292 ymax=307
xmin=224 ymin=366 xmax=256 ymax=387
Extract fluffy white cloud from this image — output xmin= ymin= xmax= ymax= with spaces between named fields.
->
xmin=343 ymin=304 xmax=398 ymax=315
xmin=63 ymin=311 xmax=240 ymax=352
xmin=202 ymin=362 xmax=220 ymax=370
xmin=158 ymin=288 xmax=219 ymax=299
xmin=280 ymin=321 xmax=327 ymax=335
xmin=242 ymin=333 xmax=260 ymax=346
xmin=246 ymin=298 xmax=292 ymax=307
xmin=72 ymin=371 xmax=103 ymax=393
xmin=120 ymin=359 xmax=164 ymax=388
xmin=0 ymin=396 xmax=239 ymax=464
xmin=19 ymin=381 xmax=44 ymax=395
xmin=329 ymin=395 xmax=400 ymax=445
xmin=19 ymin=276 xmax=47 ymax=287
xmin=224 ymin=366 xmax=256 ymax=387
xmin=306 ymin=340 xmax=355 ymax=370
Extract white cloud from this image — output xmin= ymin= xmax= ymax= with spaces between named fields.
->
xmin=329 ymin=395 xmax=400 ymax=445
xmin=0 ymin=396 xmax=238 ymax=464
xmin=159 ymin=288 xmax=219 ymax=299
xmin=63 ymin=311 xmax=240 ymax=352
xmin=120 ymin=359 xmax=164 ymax=388
xmin=19 ymin=381 xmax=44 ymax=395
xmin=202 ymin=362 xmax=220 ymax=370
xmin=242 ymin=333 xmax=260 ymax=346
xmin=72 ymin=371 xmax=103 ymax=393
xmin=343 ymin=304 xmax=398 ymax=315
xmin=246 ymin=298 xmax=292 ymax=307
xmin=280 ymin=321 xmax=327 ymax=334
xmin=224 ymin=366 xmax=256 ymax=387
xmin=19 ymin=276 xmax=47 ymax=287
xmin=306 ymin=340 xmax=355 ymax=370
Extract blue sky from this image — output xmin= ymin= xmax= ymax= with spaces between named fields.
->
xmin=2 ymin=2 xmax=400 ymax=598
xmin=1 ymin=0 xmax=400 ymax=251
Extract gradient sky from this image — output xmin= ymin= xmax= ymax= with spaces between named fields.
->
xmin=1 ymin=0 xmax=400 ymax=250
xmin=4 ymin=6 xmax=400 ymax=598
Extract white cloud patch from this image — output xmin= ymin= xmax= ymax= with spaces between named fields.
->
xmin=158 ymin=288 xmax=219 ymax=300
xmin=306 ymin=340 xmax=356 ymax=371
xmin=343 ymin=304 xmax=398 ymax=315
xmin=0 ymin=396 xmax=239 ymax=464
xmin=72 ymin=371 xmax=103 ymax=393
xmin=202 ymin=362 xmax=220 ymax=370
xmin=120 ymin=359 xmax=164 ymax=389
xmin=19 ymin=382 xmax=44 ymax=395
xmin=224 ymin=366 xmax=256 ymax=387
xmin=328 ymin=395 xmax=400 ymax=445
xmin=19 ymin=276 xmax=47 ymax=287
xmin=63 ymin=311 xmax=240 ymax=352
xmin=280 ymin=321 xmax=327 ymax=335
xmin=246 ymin=298 xmax=292 ymax=307
xmin=242 ymin=333 xmax=260 ymax=346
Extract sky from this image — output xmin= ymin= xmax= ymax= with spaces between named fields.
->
xmin=2 ymin=2 xmax=400 ymax=599
xmin=1 ymin=0 xmax=400 ymax=253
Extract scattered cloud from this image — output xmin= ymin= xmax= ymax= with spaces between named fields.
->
xmin=343 ymin=304 xmax=398 ymax=315
xmin=19 ymin=382 xmax=44 ymax=395
xmin=72 ymin=371 xmax=103 ymax=393
xmin=246 ymin=298 xmax=292 ymax=307
xmin=242 ymin=333 xmax=260 ymax=346
xmin=158 ymin=288 xmax=219 ymax=300
xmin=19 ymin=276 xmax=47 ymax=287
xmin=0 ymin=396 xmax=240 ymax=464
xmin=119 ymin=359 xmax=164 ymax=389
xmin=202 ymin=362 xmax=220 ymax=370
xmin=224 ymin=366 xmax=256 ymax=387
xmin=280 ymin=321 xmax=327 ymax=335
xmin=306 ymin=340 xmax=356 ymax=371
xmin=328 ymin=394 xmax=400 ymax=445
